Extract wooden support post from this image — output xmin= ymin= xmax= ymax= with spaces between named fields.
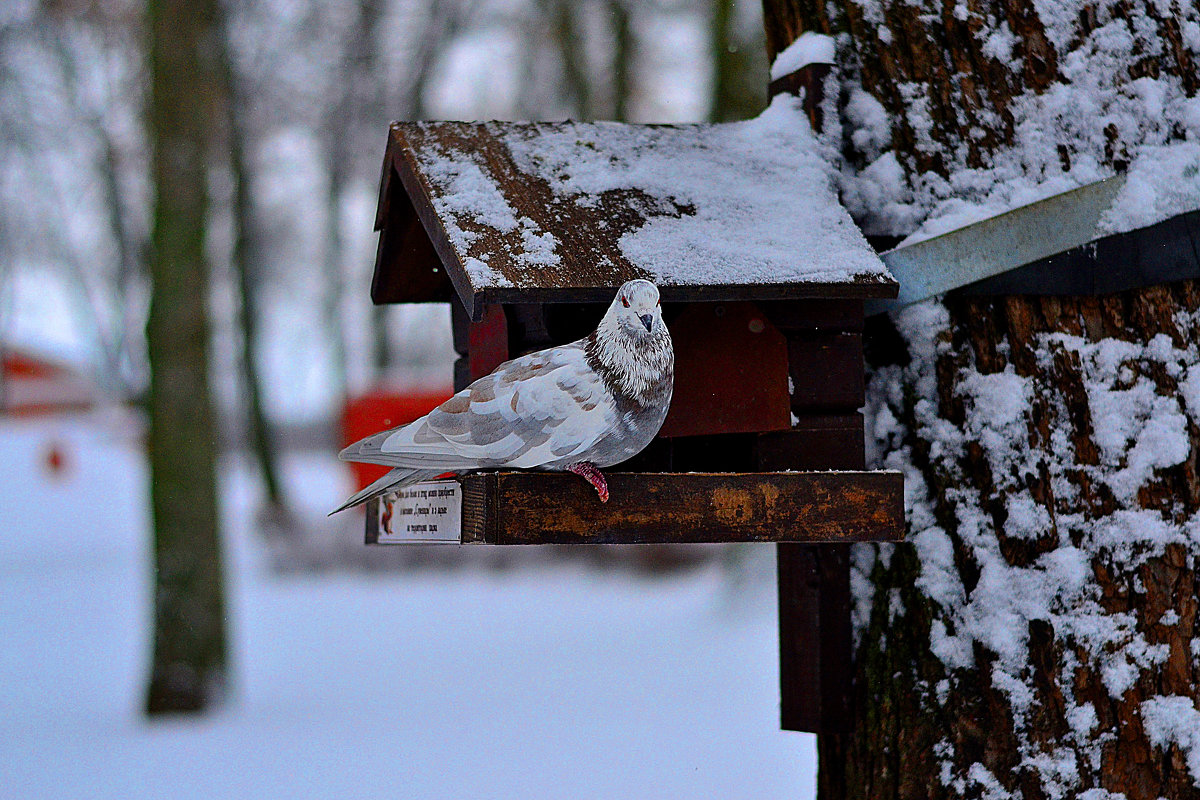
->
xmin=762 ymin=302 xmax=865 ymax=734
xmin=768 ymin=62 xmax=833 ymax=131
xmin=451 ymin=299 xmax=508 ymax=392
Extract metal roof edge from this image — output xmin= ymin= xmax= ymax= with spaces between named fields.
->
xmin=867 ymin=190 xmax=1200 ymax=315
xmin=957 ymin=207 xmax=1200 ymax=298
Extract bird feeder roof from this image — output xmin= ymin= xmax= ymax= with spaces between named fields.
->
xmin=371 ymin=96 xmax=896 ymax=319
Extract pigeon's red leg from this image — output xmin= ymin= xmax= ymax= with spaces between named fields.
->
xmin=567 ymin=462 xmax=609 ymax=503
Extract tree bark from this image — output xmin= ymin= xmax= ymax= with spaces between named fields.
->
xmin=145 ymin=0 xmax=227 ymax=714
xmin=759 ymin=1 xmax=1200 ymax=797
xmin=764 ymin=0 xmax=1198 ymax=207
xmin=548 ymin=0 xmax=593 ymax=118
xmin=851 ymin=286 xmax=1200 ymax=800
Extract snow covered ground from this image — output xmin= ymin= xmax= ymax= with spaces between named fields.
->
xmin=0 ymin=415 xmax=815 ymax=799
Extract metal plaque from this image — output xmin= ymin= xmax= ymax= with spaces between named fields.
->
xmin=375 ymin=480 xmax=462 ymax=544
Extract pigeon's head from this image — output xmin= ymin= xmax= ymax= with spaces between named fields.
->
xmin=608 ymin=279 xmax=663 ymax=338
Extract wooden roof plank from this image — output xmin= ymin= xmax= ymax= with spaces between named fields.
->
xmin=388 ymin=127 xmax=487 ymax=318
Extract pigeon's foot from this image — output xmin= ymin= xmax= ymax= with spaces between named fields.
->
xmin=567 ymin=462 xmax=609 ymax=503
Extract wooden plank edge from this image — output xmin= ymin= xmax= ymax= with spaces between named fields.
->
xmin=457 ymin=470 xmax=904 ymax=546
xmin=475 ymin=279 xmax=899 ymax=308
xmin=364 ymin=497 xmax=381 ymax=544
xmin=388 ymin=138 xmax=483 ymax=319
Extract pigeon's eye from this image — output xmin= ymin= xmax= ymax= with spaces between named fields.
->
xmin=656 ymin=298 xmax=660 ymax=306
xmin=621 ymin=296 xmax=629 ymax=308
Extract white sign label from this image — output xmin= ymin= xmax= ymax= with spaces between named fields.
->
xmin=376 ymin=480 xmax=461 ymax=544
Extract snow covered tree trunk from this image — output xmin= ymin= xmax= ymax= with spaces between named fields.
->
xmin=759 ymin=1 xmax=1200 ymax=797
xmin=145 ymin=0 xmax=228 ymax=714
xmin=764 ymin=0 xmax=1197 ymax=236
xmin=859 ymin=288 xmax=1200 ymax=799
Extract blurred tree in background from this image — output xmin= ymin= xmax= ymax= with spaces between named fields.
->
xmin=2 ymin=0 xmax=767 ymax=493
xmin=144 ymin=0 xmax=227 ymax=713
xmin=710 ymin=0 xmax=765 ymax=121
xmin=0 ymin=0 xmax=768 ymax=712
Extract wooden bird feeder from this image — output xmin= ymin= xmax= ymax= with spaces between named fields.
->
xmin=360 ymin=72 xmax=904 ymax=734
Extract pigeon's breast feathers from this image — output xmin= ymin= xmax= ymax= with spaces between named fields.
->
xmin=583 ymin=278 xmax=673 ymax=409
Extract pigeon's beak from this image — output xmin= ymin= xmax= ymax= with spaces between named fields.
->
xmin=639 ymin=314 xmax=653 ymax=332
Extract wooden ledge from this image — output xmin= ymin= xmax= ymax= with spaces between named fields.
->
xmin=365 ymin=470 xmax=902 ymax=545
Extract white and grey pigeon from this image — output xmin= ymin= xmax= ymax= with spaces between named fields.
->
xmin=331 ymin=279 xmax=673 ymax=514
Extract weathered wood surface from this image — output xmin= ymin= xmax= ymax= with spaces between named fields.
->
xmin=764 ymin=416 xmax=864 ymax=734
xmin=756 ymin=416 xmax=865 ymax=470
xmin=786 ymin=333 xmax=865 ymax=413
xmin=466 ymin=303 xmax=509 ymax=384
xmin=371 ymin=162 xmax=451 ymax=306
xmin=458 ymin=470 xmax=903 ymax=545
xmin=765 ymin=314 xmax=866 ymax=733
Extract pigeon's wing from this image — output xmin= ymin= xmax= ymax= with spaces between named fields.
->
xmin=339 ymin=343 xmax=616 ymax=471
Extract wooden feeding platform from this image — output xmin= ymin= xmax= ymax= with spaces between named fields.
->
xmin=365 ymin=470 xmax=904 ymax=546
xmin=359 ymin=81 xmax=904 ymax=734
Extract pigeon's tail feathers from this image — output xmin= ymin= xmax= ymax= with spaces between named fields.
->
xmin=339 ymin=429 xmax=393 ymax=462
xmin=327 ymin=467 xmax=447 ymax=516
xmin=339 ymin=429 xmax=459 ymax=468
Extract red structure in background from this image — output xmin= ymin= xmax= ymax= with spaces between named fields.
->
xmin=341 ymin=389 xmax=452 ymax=490
xmin=2 ymin=348 xmax=117 ymax=481
xmin=2 ymin=349 xmax=105 ymax=416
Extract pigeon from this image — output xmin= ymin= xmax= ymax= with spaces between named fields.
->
xmin=331 ymin=279 xmax=674 ymax=514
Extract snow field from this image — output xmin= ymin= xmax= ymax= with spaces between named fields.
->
xmin=0 ymin=415 xmax=815 ymax=799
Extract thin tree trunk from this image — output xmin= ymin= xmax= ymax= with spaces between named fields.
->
xmin=548 ymin=0 xmax=592 ymax=118
xmin=395 ymin=0 xmax=473 ymax=120
xmin=220 ymin=20 xmax=287 ymax=514
xmin=42 ymin=21 xmax=138 ymax=394
xmin=710 ymin=0 xmax=735 ymax=121
xmin=760 ymin=1 xmax=1200 ymax=797
xmin=98 ymin=131 xmax=144 ymax=392
xmin=370 ymin=0 xmax=474 ymax=376
xmin=321 ymin=0 xmax=386 ymax=394
xmin=322 ymin=148 xmax=351 ymax=395
xmin=711 ymin=0 xmax=766 ymax=122
xmin=609 ymin=0 xmax=632 ymax=122
xmin=144 ymin=0 xmax=227 ymax=714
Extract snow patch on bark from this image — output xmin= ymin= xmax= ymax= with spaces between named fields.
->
xmin=1141 ymin=695 xmax=1200 ymax=785
xmin=769 ymin=32 xmax=835 ymax=80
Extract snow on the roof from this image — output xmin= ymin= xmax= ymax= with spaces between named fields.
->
xmin=839 ymin=5 xmax=1200 ymax=246
xmin=399 ymin=94 xmax=891 ymax=295
xmin=769 ymin=32 xmax=836 ymax=80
